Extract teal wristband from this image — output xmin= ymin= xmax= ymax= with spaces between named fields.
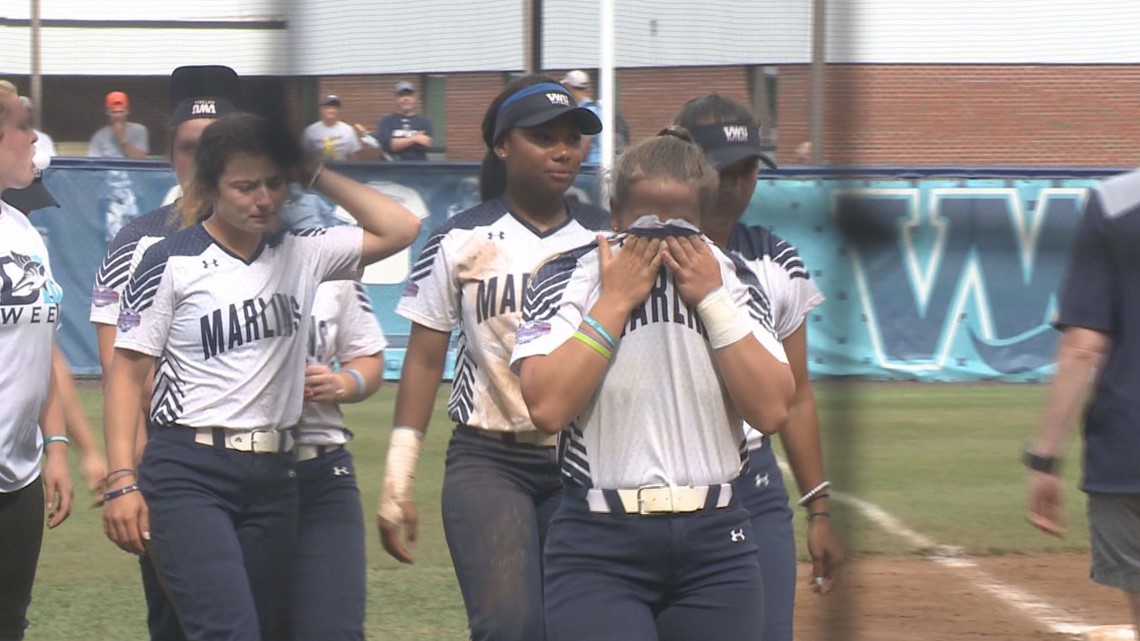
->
xmin=582 ymin=315 xmax=619 ymax=350
xmin=43 ymin=435 xmax=70 ymax=447
xmin=343 ymin=368 xmax=366 ymax=401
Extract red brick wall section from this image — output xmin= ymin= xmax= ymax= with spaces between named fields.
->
xmin=444 ymin=72 xmax=509 ymax=161
xmin=810 ymin=65 xmax=1140 ymax=167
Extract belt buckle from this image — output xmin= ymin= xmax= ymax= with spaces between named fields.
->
xmin=636 ymin=485 xmax=672 ymax=514
xmin=249 ymin=430 xmax=280 ymax=453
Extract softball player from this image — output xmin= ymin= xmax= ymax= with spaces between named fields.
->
xmin=289 ymin=278 xmax=386 ymax=641
xmin=674 ymin=94 xmax=844 ymax=641
xmin=90 ymin=65 xmax=241 ymax=641
xmin=376 ymin=75 xmax=607 ymax=641
xmin=512 ymin=128 xmax=795 ymax=641
xmin=0 ymin=79 xmax=73 ymax=641
xmin=101 ymin=112 xmax=419 ymax=641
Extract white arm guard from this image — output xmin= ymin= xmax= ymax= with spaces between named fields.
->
xmin=377 ymin=426 xmax=424 ymax=525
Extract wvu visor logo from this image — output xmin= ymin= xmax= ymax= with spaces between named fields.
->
xmin=546 ymin=93 xmax=571 ymax=107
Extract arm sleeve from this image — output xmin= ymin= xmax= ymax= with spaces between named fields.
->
xmin=90 ymin=227 xmax=147 ymax=325
xmin=134 ymin=124 xmax=150 ymax=154
xmin=293 ymin=226 xmax=365 ymax=283
xmin=334 ymin=281 xmax=389 ymax=362
xmin=113 ymin=245 xmax=175 ymax=356
xmin=344 ymin=125 xmax=362 ymax=155
xmin=422 ymin=117 xmax=434 ymax=137
xmin=395 ymin=231 xmax=460 ymax=332
xmin=377 ymin=116 xmax=396 ymax=152
xmin=510 ymin=254 xmax=596 ymax=369
xmin=1055 ymin=192 xmax=1116 ymax=333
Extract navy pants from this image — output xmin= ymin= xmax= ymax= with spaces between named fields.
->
xmin=0 ymin=476 xmax=43 ymax=641
xmin=139 ymin=553 xmax=186 ymax=641
xmin=735 ymin=439 xmax=797 ymax=641
xmin=139 ymin=428 xmax=298 ymax=641
xmin=543 ymin=485 xmax=764 ymax=641
xmin=440 ymin=426 xmax=562 ymax=641
xmin=289 ymin=447 xmax=365 ymax=641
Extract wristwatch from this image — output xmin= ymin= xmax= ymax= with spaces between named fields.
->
xmin=1023 ymin=449 xmax=1060 ymax=475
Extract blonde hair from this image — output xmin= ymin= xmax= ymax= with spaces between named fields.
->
xmin=610 ymin=125 xmax=720 ymax=218
xmin=0 ymin=81 xmax=18 ymax=138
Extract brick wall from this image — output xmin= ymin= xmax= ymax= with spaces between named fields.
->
xmin=798 ymin=64 xmax=1140 ymax=167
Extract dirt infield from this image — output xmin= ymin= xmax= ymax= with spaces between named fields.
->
xmin=793 ymin=553 xmax=1130 ymax=641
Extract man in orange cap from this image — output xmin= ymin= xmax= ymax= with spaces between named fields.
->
xmin=87 ymin=91 xmax=149 ymax=158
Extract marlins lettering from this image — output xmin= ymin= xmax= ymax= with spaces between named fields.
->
xmin=475 ymin=273 xmax=531 ymax=323
xmin=199 ymin=293 xmax=301 ymax=360
xmin=626 ymin=269 xmax=707 ymax=337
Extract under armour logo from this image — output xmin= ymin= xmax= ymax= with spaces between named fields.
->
xmin=730 ymin=528 xmax=746 ymax=542
xmin=754 ymin=473 xmax=770 ymax=489
xmin=332 ymin=466 xmax=351 ymax=476
xmin=487 ymin=231 xmax=505 ymax=240
xmin=202 ymin=259 xmax=218 ymax=269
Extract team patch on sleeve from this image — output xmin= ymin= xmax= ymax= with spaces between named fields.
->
xmin=117 ymin=308 xmax=142 ymax=332
xmin=92 ymin=287 xmax=120 ymax=308
xmin=516 ymin=320 xmax=552 ymax=345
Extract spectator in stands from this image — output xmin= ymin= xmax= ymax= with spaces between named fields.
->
xmin=20 ymin=97 xmax=55 ymax=158
xmin=560 ymin=70 xmax=630 ymax=163
xmin=303 ymin=95 xmax=364 ymax=162
xmin=88 ymin=91 xmax=149 ymax=158
xmin=377 ymin=82 xmax=433 ymax=161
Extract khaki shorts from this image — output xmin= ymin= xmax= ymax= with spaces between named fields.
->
xmin=1088 ymin=492 xmax=1140 ymax=592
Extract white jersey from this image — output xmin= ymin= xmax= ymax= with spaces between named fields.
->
xmin=297 ymin=280 xmax=388 ymax=445
xmin=0 ymin=202 xmax=63 ymax=491
xmin=397 ymin=197 xmax=609 ymax=436
xmin=728 ymin=225 xmax=825 ymax=452
xmin=511 ymin=229 xmax=789 ymax=489
xmin=90 ymin=205 xmax=181 ymax=327
xmin=115 ymin=225 xmax=363 ymax=432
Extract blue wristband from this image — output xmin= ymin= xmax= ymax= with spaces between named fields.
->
xmin=103 ymin=483 xmax=140 ymax=502
xmin=344 ymin=368 xmax=366 ymax=401
xmin=582 ymin=315 xmax=619 ymax=350
xmin=43 ymin=435 xmax=70 ymax=447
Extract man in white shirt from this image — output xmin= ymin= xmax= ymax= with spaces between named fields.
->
xmin=303 ymin=95 xmax=363 ymax=162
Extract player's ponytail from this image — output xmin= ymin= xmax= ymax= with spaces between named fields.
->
xmin=609 ymin=126 xmax=720 ymax=219
xmin=478 ymin=74 xmax=558 ymax=202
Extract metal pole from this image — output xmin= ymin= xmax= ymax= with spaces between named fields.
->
xmin=531 ymin=0 xmax=542 ymax=73
xmin=31 ymin=0 xmax=42 ymax=125
xmin=599 ymin=0 xmax=615 ymax=172
xmin=809 ymin=0 xmax=825 ymax=164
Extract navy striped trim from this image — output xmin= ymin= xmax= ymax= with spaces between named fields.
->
xmin=770 ymin=237 xmax=808 ymax=280
xmin=120 ymin=246 xmax=172 ymax=314
xmin=94 ymin=240 xmax=140 ymax=291
xmin=729 ymin=224 xmax=811 ymax=281
xmin=409 ymin=234 xmax=444 ymax=283
xmin=352 ymin=281 xmax=373 ymax=314
xmin=290 ymin=227 xmax=328 ymax=237
xmin=523 ymin=240 xmax=598 ymax=323
xmin=730 ymin=254 xmax=778 ymax=336
xmin=150 ymin=356 xmax=185 ymax=427
xmin=446 ymin=334 xmax=476 ymax=425
xmin=560 ymin=424 xmax=592 ymax=487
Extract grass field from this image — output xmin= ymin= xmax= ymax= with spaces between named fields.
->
xmin=24 ymin=382 xmax=1089 ymax=640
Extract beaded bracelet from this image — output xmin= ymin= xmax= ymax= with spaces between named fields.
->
xmin=103 ymin=484 xmax=140 ymax=503
xmin=797 ymin=480 xmax=831 ymax=507
xmin=43 ymin=435 xmax=71 ymax=447
xmin=582 ymin=315 xmax=619 ymax=350
xmin=573 ymin=330 xmax=612 ymax=360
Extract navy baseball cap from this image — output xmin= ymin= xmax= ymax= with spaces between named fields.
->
xmin=2 ymin=175 xmax=59 ymax=212
xmin=493 ymin=82 xmax=602 ymax=143
xmin=169 ymin=65 xmax=242 ymax=127
xmin=690 ymin=122 xmax=777 ymax=171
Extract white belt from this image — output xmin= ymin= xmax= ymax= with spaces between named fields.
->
xmin=294 ymin=443 xmax=344 ymax=462
xmin=193 ymin=428 xmax=294 ymax=454
xmin=585 ymin=484 xmax=733 ymax=515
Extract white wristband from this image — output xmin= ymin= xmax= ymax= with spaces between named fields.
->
xmin=378 ymin=426 xmax=424 ymax=525
xmin=697 ymin=286 xmax=753 ymax=350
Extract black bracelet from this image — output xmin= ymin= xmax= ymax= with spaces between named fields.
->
xmin=807 ymin=510 xmax=831 ymax=520
xmin=102 ymin=484 xmax=140 ymax=503
xmin=1022 ymin=448 xmax=1060 ymax=475
xmin=103 ymin=468 xmax=136 ymax=487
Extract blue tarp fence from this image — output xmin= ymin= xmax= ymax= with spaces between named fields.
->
xmin=30 ymin=158 xmax=1126 ymax=381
